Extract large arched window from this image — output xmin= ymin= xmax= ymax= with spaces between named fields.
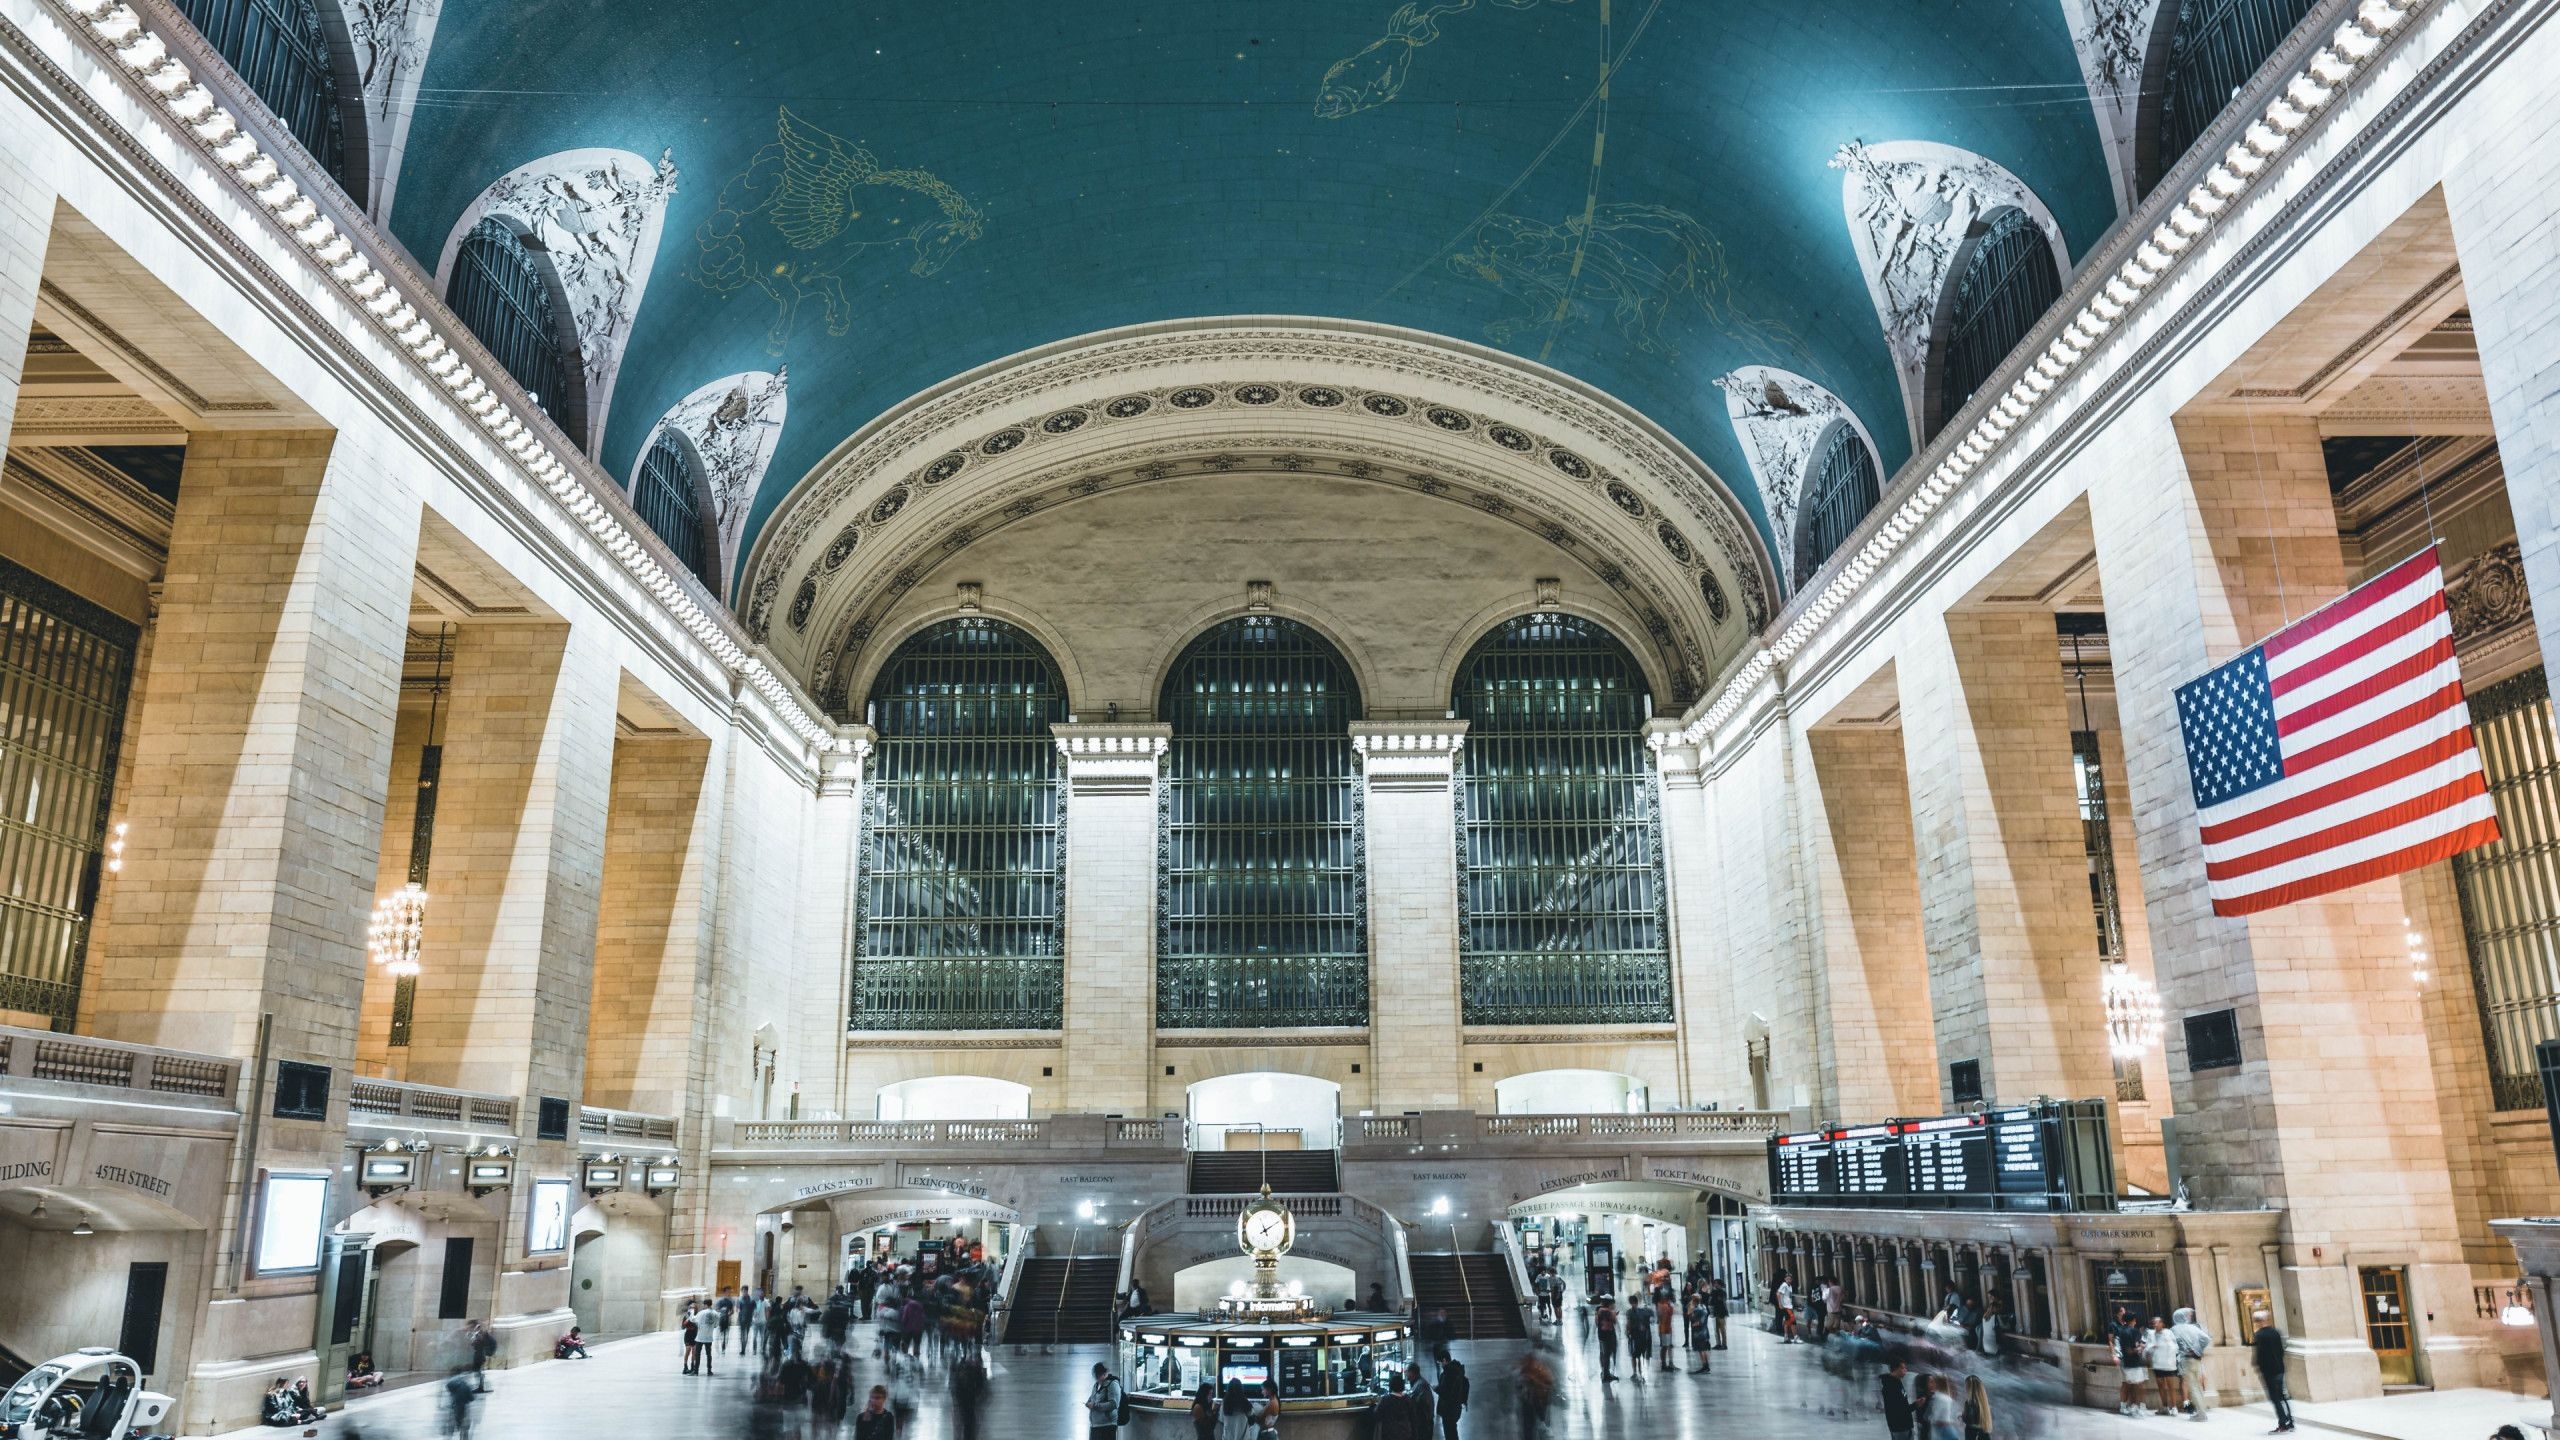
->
xmin=1158 ymin=616 xmax=1366 ymax=1029
xmin=446 ymin=218 xmax=582 ymax=444
xmin=854 ymin=618 xmax=1067 ymax=1030
xmin=1453 ymin=614 xmax=1670 ymax=1026
xmin=1933 ymin=208 xmax=2063 ymax=438
xmin=2144 ymin=0 xmax=2321 ymax=193
xmin=1792 ymin=422 xmax=1882 ymax=582
xmin=170 ymin=0 xmax=350 ymax=189
xmin=632 ymin=429 xmax=715 ymax=592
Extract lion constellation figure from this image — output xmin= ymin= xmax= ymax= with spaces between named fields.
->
xmin=693 ymin=108 xmax=984 ymax=352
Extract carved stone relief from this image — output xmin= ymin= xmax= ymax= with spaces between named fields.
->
xmin=1831 ymin=139 xmax=2068 ymax=447
xmin=1714 ymin=366 xmax=1877 ymax=591
xmin=633 ymin=369 xmax=789 ymax=587
xmin=2057 ymin=0 xmax=2165 ymax=209
xmin=340 ymin=0 xmax=444 ymax=219
xmin=437 ymin=147 xmax=680 ymax=455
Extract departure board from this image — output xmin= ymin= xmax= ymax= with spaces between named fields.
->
xmin=1764 ymin=1099 xmax=2114 ymax=1212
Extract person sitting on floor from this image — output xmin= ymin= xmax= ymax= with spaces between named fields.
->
xmin=288 ymin=1377 xmax=324 ymax=1423
xmin=259 ymin=1378 xmax=299 ymax=1427
xmin=556 ymin=1326 xmax=592 ymax=1360
xmin=345 ymin=1351 xmax=385 ymax=1389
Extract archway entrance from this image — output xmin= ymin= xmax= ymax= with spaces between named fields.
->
xmin=1507 ymin=1181 xmax=1711 ymax=1302
xmin=1185 ymin=1073 xmax=1340 ymax=1152
xmin=1493 ymin=1069 xmax=1650 ymax=1114
xmin=876 ymin=1076 xmax=1031 ymax=1121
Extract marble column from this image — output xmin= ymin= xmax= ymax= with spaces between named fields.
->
xmin=1353 ymin=722 xmax=1467 ymax=1108
xmin=587 ymin=732 xmax=718 ymax=1118
xmin=1898 ymin=610 xmax=2116 ymax=1109
xmin=2088 ymin=410 xmax=2493 ymax=1396
xmin=786 ymin=730 xmax=866 ymax=1118
xmin=1800 ymin=720 xmax=1939 ymax=1118
xmin=1053 ymin=723 xmax=1169 ymax=1115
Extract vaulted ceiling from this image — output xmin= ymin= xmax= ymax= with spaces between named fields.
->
xmin=386 ymin=0 xmax=2120 ymax=626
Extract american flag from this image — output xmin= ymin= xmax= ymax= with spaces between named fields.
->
xmin=2173 ymin=546 xmax=2500 ymax=917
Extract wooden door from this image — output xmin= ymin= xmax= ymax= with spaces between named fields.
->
xmin=2358 ymin=1266 xmax=2416 ymax=1385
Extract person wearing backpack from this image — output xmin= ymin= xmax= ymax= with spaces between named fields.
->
xmin=1087 ymin=1361 xmax=1127 ymax=1439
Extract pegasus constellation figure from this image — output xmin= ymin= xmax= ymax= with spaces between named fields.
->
xmin=1315 ymin=0 xmax=1572 ymax=119
xmin=693 ymin=108 xmax=984 ymax=352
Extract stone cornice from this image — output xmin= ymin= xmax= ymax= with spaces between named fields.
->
xmin=1349 ymin=722 xmax=1468 ymax=755
xmin=1674 ymin=0 xmax=2451 ymax=752
xmin=12 ymin=0 xmax=847 ymax=779
xmin=1052 ymin=722 xmax=1172 ymax=758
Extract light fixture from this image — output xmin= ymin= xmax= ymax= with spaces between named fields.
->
xmin=71 ymin=1213 xmax=95 ymax=1237
xmin=1076 ymin=1199 xmax=1097 ymax=1221
xmin=367 ymin=882 xmax=428 ymax=978
xmin=2104 ymin=962 xmax=2165 ymax=1059
xmin=2405 ymin=917 xmax=2429 ymax=985
xmin=106 ymin=821 xmax=127 ymax=874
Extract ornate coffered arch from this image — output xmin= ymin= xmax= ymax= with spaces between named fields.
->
xmin=744 ymin=318 xmax=1777 ymax=717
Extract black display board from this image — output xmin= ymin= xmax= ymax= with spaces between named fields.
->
xmin=1766 ymin=1099 xmax=2115 ymax=1213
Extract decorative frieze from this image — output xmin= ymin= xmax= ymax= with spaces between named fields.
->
xmin=1351 ymin=721 xmax=1469 ymax=792
xmin=1053 ymin=722 xmax=1171 ymax=796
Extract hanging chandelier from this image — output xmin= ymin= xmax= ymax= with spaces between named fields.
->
xmin=2102 ymin=961 xmax=2163 ymax=1058
xmin=367 ymin=882 xmax=428 ymax=977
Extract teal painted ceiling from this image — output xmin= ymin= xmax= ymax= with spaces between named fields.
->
xmin=390 ymin=1 xmax=2115 ymax=589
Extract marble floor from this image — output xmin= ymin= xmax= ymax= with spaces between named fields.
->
xmin=212 ymin=1316 xmax=2523 ymax=1440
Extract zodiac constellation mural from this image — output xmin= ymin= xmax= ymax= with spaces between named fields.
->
xmin=1449 ymin=204 xmax=1805 ymax=364
xmin=1315 ymin=0 xmax=1573 ymax=119
xmin=692 ymin=108 xmax=985 ymax=353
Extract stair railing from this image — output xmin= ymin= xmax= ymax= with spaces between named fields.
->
xmin=994 ymin=1227 xmax=1035 ymax=1345
xmin=1447 ymin=1223 xmax=1477 ymax=1337
xmin=1494 ymin=1221 xmax=1540 ymax=1333
xmin=1048 ymin=1226 xmax=1082 ymax=1354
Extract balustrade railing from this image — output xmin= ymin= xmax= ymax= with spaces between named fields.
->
xmin=0 ymin=1024 xmax=240 ymax=1107
xmin=852 ymin=958 xmax=1063 ymax=1031
xmin=579 ymin=1105 xmax=679 ymax=1146
xmin=347 ymin=1076 xmax=516 ymax=1132
xmin=730 ymin=1115 xmax=1186 ymax=1149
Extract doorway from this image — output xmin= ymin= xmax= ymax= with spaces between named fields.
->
xmin=2359 ymin=1265 xmax=2416 ymax=1386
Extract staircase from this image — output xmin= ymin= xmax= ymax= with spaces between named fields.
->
xmin=1003 ymin=1257 xmax=1120 ymax=1345
xmin=1407 ymin=1253 xmax=1528 ymax=1339
xmin=1187 ymin=1149 xmax=1339 ymax=1194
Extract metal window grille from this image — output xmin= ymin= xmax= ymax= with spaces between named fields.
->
xmin=1793 ymin=423 xmax=1881 ymax=581
xmin=633 ymin=430 xmax=712 ymax=587
xmin=2451 ymin=667 xmax=2560 ymax=1111
xmin=0 ymin=557 xmax=138 ymax=1029
xmin=1453 ymin=613 xmax=1671 ymax=1026
xmin=168 ymin=0 xmax=346 ymax=184
xmin=446 ymin=218 xmax=579 ymax=444
xmin=853 ymin=618 xmax=1066 ymax=1030
xmin=1938 ymin=209 xmax=2063 ymax=435
xmin=2153 ymin=0 xmax=2321 ymax=189
xmin=1157 ymin=616 xmax=1366 ymax=1029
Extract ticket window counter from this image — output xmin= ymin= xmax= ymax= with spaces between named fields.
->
xmin=1120 ymin=1322 xmax=1413 ymax=1409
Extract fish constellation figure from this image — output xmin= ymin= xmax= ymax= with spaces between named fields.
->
xmin=692 ymin=107 xmax=984 ymax=353
xmin=1450 ymin=203 xmax=1805 ymax=363
xmin=1315 ymin=0 xmax=1571 ymax=119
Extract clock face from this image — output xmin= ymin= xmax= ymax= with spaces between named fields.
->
xmin=1243 ymin=1208 xmax=1290 ymax=1253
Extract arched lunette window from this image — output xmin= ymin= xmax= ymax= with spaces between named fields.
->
xmin=854 ymin=618 xmax=1066 ymax=1030
xmin=446 ymin=218 xmax=582 ymax=445
xmin=1933 ymin=208 xmax=2064 ymax=439
xmin=632 ymin=429 xmax=715 ymax=593
xmin=1453 ymin=613 xmax=1671 ymax=1026
xmin=1792 ymin=422 xmax=1882 ymax=582
xmin=2143 ymin=0 xmax=2322 ymax=194
xmin=1158 ymin=616 xmax=1366 ymax=1029
xmin=169 ymin=0 xmax=351 ymax=190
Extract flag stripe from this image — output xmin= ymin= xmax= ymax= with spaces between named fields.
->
xmin=2263 ymin=548 xmax=2442 ymax=671
xmin=2203 ymin=766 xmax=2489 ymax=877
xmin=2209 ymin=815 xmax=2503 ymax=916
xmin=2197 ymin=729 xmax=2482 ymax=845
xmin=2283 ymin=681 xmax=2468 ymax=774
xmin=2275 ymin=633 xmax=2457 ymax=736
xmin=2199 ymin=708 xmax=2461 ymax=829
xmin=2184 ymin=549 xmax=2497 ymax=919
xmin=2206 ymin=791 xmax=2500 ymax=900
